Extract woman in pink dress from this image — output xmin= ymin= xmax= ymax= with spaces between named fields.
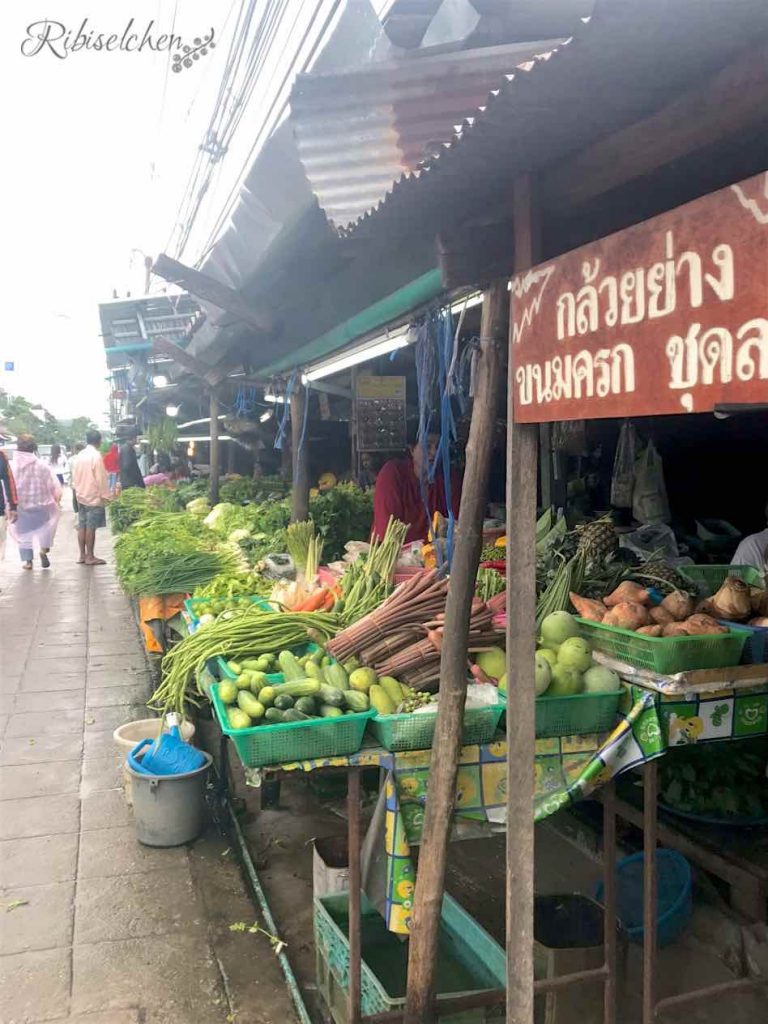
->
xmin=9 ymin=435 xmax=62 ymax=570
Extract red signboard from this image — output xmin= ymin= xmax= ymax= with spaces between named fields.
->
xmin=510 ymin=173 xmax=768 ymax=423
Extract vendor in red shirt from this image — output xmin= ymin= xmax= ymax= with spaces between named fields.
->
xmin=372 ymin=433 xmax=462 ymax=544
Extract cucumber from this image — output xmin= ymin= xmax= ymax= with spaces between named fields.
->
xmin=235 ymin=671 xmax=253 ymax=691
xmin=343 ymin=690 xmax=369 ymax=713
xmin=237 ymin=691 xmax=265 ymax=720
xmin=379 ymin=676 xmax=404 ymax=705
xmin=318 ymin=684 xmax=345 ymax=708
xmin=295 ymin=696 xmax=318 ymax=716
xmin=249 ymin=672 xmax=268 ymax=695
xmin=259 ymin=686 xmax=277 ymax=708
xmin=305 ymin=661 xmax=324 ymax=681
xmin=226 ymin=660 xmax=243 ymax=676
xmin=323 ymin=662 xmax=349 ymax=690
xmin=278 ymin=650 xmax=305 ymax=681
xmin=264 ymin=707 xmax=285 ymax=723
xmin=369 ymin=685 xmax=396 ymax=716
xmin=343 ymin=658 xmax=361 ymax=674
xmin=282 ymin=708 xmax=311 ymax=722
xmin=279 ymin=678 xmax=321 ymax=698
xmin=241 ymin=658 xmax=265 ymax=671
xmin=218 ymin=680 xmax=238 ymax=705
xmin=309 ymin=646 xmax=325 ymax=665
xmin=319 ymin=704 xmax=344 ymax=718
xmin=273 ymin=693 xmax=295 ymax=711
xmin=226 ymin=707 xmax=252 ymax=730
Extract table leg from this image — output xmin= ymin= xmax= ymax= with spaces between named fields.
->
xmin=603 ymin=781 xmax=617 ymax=1024
xmin=643 ymin=761 xmax=658 ymax=1024
xmin=348 ymin=767 xmax=362 ymax=1024
xmin=217 ymin=733 xmax=229 ymax=802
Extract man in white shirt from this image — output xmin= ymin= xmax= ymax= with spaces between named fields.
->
xmin=731 ymin=503 xmax=768 ymax=579
xmin=71 ymin=429 xmax=112 ymax=565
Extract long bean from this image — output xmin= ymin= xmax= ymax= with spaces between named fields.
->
xmin=149 ymin=606 xmax=339 ymax=715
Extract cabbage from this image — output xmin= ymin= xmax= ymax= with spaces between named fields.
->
xmin=204 ymin=502 xmax=236 ymax=528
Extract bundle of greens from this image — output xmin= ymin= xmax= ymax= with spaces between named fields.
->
xmin=476 ymin=567 xmax=505 ymax=603
xmin=659 ymin=741 xmax=768 ymax=821
xmin=114 ymin=513 xmax=240 ymax=596
xmin=308 ymin=483 xmax=373 ymax=562
xmin=219 ymin=475 xmax=288 ymax=504
xmin=338 ymin=517 xmax=407 ymax=625
xmin=193 ymin=570 xmax=274 ymax=601
xmin=107 ymin=486 xmax=179 ymax=534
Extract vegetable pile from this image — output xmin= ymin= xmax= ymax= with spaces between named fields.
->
xmin=659 ymin=741 xmax=768 ymax=820
xmin=218 ymin=644 xmax=432 ymax=729
xmin=569 ymin=581 xmax=733 ymax=637
xmin=150 ymin=605 xmax=338 ymax=715
xmin=108 ymin=486 xmax=180 ymax=534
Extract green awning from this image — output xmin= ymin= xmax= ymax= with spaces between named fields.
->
xmin=259 ymin=268 xmax=442 ymax=376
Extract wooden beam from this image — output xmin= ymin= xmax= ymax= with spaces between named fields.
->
xmin=506 ymin=175 xmax=539 ymax=1024
xmin=152 ymin=253 xmax=273 ymax=333
xmin=542 ymin=41 xmax=768 ymax=211
xmin=209 ymin=391 xmax=220 ymax=505
xmin=403 ymin=279 xmax=507 ymax=1024
xmin=290 ymin=387 xmax=309 ymax=522
xmin=151 ymin=335 xmax=226 ymax=388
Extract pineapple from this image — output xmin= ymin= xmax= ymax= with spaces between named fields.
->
xmin=575 ymin=518 xmax=618 ymax=560
xmin=637 ymin=560 xmax=688 ymax=592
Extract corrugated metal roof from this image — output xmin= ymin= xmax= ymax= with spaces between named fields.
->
xmin=290 ymin=40 xmax=564 ymax=229
xmin=339 ymin=0 xmax=768 ymax=237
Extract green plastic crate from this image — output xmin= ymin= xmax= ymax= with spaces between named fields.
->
xmin=576 ymin=618 xmax=746 ymax=674
xmin=534 ymin=690 xmax=623 ymax=738
xmin=315 ymin=891 xmax=505 ymax=1024
xmin=678 ymin=564 xmax=764 ymax=596
xmin=210 ymin=682 xmax=374 ymax=768
xmin=184 ymin=595 xmax=274 ymax=632
xmin=368 ymin=703 xmax=505 ymax=752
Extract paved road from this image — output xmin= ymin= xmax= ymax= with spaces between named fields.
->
xmin=0 ymin=507 xmax=284 ymax=1023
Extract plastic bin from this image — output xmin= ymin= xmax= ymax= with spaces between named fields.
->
xmin=715 ymin=620 xmax=768 ymax=664
xmin=315 ymin=891 xmax=505 ymax=1024
xmin=113 ymin=718 xmax=196 ymax=805
xmin=596 ymin=850 xmax=692 ymax=947
xmin=369 ymin=703 xmax=505 ymax=752
xmin=575 ymin=618 xmax=746 ymax=674
xmin=209 ymin=682 xmax=374 ymax=768
xmin=678 ymin=564 xmax=764 ymax=596
xmin=534 ymin=690 xmax=622 ymax=738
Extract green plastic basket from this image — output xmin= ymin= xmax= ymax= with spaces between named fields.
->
xmin=678 ymin=564 xmax=764 ymax=596
xmin=315 ymin=891 xmax=505 ymax=1023
xmin=368 ymin=703 xmax=505 ymax=752
xmin=210 ymin=682 xmax=374 ymax=768
xmin=576 ymin=618 xmax=747 ymax=674
xmin=535 ymin=690 xmax=623 ymax=738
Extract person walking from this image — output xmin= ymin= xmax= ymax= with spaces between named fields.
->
xmin=0 ymin=447 xmax=18 ymax=562
xmin=71 ymin=429 xmax=111 ymax=565
xmin=48 ymin=443 xmax=69 ymax=488
xmin=8 ymin=435 xmax=62 ymax=569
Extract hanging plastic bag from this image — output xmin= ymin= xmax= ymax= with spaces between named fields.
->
xmin=632 ymin=442 xmax=670 ymax=524
xmin=610 ymin=421 xmax=637 ymax=508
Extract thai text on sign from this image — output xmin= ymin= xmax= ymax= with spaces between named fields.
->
xmin=510 ymin=173 xmax=768 ymax=422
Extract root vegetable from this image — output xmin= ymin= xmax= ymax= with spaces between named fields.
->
xmin=710 ymin=576 xmax=752 ymax=621
xmin=604 ymin=581 xmax=650 ymax=607
xmin=569 ymin=593 xmax=607 ymax=622
xmin=695 ymin=598 xmax=717 ymax=617
xmin=749 ymin=588 xmax=768 ymax=616
xmin=649 ymin=606 xmax=675 ymax=626
xmin=637 ymin=625 xmax=663 ymax=636
xmin=663 ymin=622 xmax=690 ymax=637
xmin=661 ymin=590 xmax=695 ymax=622
xmin=748 ymin=617 xmax=768 ymax=627
xmin=603 ymin=601 xmax=650 ymax=631
xmin=684 ymin=613 xmax=729 ymax=636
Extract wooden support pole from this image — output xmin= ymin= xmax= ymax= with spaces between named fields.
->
xmin=403 ymin=279 xmax=507 ymax=1024
xmin=290 ymin=386 xmax=310 ymax=522
xmin=348 ymin=768 xmax=362 ymax=1024
xmin=209 ymin=391 xmax=220 ymax=505
xmin=642 ymin=760 xmax=658 ymax=1024
xmin=506 ymin=174 xmax=539 ymax=1024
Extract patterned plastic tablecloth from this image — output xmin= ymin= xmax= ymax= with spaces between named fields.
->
xmin=243 ymin=682 xmax=768 ymax=933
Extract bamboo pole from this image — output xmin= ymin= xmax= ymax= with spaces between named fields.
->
xmin=290 ymin=386 xmax=310 ymax=522
xmin=403 ymin=279 xmax=507 ymax=1024
xmin=209 ymin=391 xmax=220 ymax=505
xmin=506 ymin=175 xmax=539 ymax=1024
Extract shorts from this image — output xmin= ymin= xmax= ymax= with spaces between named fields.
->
xmin=77 ymin=504 xmax=106 ymax=530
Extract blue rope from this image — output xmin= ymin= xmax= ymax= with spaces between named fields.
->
xmin=273 ymin=373 xmax=297 ymax=451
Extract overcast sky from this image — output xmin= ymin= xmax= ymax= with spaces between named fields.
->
xmin=0 ymin=0 xmax=386 ymax=424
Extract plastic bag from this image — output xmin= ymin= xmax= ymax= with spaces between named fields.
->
xmin=610 ymin=421 xmax=637 ymax=507
xmin=632 ymin=442 xmax=670 ymax=524
xmin=619 ymin=524 xmax=679 ymax=561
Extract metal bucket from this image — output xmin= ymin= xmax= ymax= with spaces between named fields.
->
xmin=126 ymin=751 xmax=212 ymax=847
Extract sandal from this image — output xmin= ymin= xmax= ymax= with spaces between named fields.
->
xmin=40 ymin=552 xmax=51 ymax=568
xmin=22 ymin=561 xmax=33 ymax=570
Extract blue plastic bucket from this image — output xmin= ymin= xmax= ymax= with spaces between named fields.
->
xmin=596 ymin=849 xmax=692 ymax=947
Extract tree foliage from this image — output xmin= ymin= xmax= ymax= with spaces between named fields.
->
xmin=0 ymin=389 xmax=96 ymax=447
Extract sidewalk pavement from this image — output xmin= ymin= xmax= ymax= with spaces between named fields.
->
xmin=0 ymin=506 xmax=295 ymax=1024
